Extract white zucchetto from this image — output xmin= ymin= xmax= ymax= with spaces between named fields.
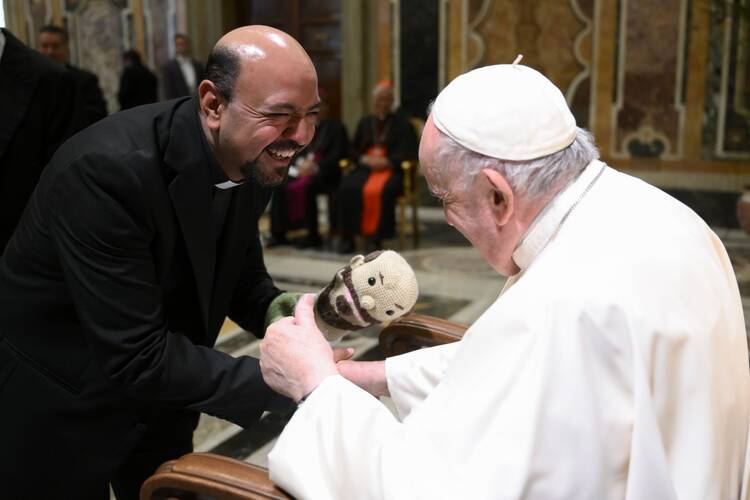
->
xmin=431 ymin=63 xmax=577 ymax=161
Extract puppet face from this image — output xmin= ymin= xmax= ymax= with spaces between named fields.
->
xmin=347 ymin=251 xmax=418 ymax=322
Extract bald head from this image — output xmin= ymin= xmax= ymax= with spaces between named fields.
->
xmin=206 ymin=26 xmax=315 ymax=101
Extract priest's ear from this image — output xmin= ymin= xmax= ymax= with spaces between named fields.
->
xmin=198 ymin=80 xmax=226 ymax=130
xmin=480 ymin=168 xmax=514 ymax=227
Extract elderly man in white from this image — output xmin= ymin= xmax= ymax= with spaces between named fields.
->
xmin=259 ymin=62 xmax=750 ymax=499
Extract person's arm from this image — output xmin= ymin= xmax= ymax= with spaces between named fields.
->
xmin=385 ymin=114 xmax=418 ymax=173
xmin=41 ymin=67 xmax=80 ymax=162
xmin=46 ymin=153 xmax=274 ymax=427
xmin=316 ymin=121 xmax=349 ymax=185
xmin=161 ymin=63 xmax=178 ymax=100
xmin=80 ymin=72 xmax=108 ymax=124
xmin=337 ymin=341 xmax=461 ymax=419
xmin=118 ymin=69 xmax=133 ymax=110
xmin=264 ymin=293 xmax=634 ymax=499
xmin=226 ymin=226 xmax=283 ymax=337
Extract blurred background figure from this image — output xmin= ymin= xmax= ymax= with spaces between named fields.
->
xmin=118 ymin=49 xmax=157 ymax=110
xmin=0 ymin=28 xmax=80 ymax=254
xmin=161 ymin=33 xmax=204 ymax=100
xmin=38 ymin=24 xmax=107 ymax=127
xmin=268 ymin=89 xmax=349 ymax=249
xmin=334 ymin=81 xmax=417 ymax=253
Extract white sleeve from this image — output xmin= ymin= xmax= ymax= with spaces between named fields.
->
xmin=384 ymin=341 xmax=461 ymax=419
xmin=268 ymin=297 xmax=636 ymax=500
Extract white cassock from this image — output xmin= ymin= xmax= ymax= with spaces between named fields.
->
xmin=269 ymin=160 xmax=750 ymax=500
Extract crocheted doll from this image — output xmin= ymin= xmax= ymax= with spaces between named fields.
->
xmin=314 ymin=250 xmax=419 ymax=341
xmin=264 ymin=250 xmax=419 ymax=341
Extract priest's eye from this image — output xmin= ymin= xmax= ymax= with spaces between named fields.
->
xmin=386 ymin=310 xmax=394 ymax=316
xmin=368 ymin=277 xmax=376 ymax=286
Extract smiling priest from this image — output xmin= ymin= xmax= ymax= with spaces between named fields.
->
xmin=259 ymin=61 xmax=750 ymax=500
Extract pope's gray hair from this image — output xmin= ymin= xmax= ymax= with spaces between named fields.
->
xmin=433 ymin=127 xmax=600 ymax=200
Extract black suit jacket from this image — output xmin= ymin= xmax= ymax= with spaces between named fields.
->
xmin=312 ymin=117 xmax=349 ymax=188
xmin=0 ymin=97 xmax=282 ymax=432
xmin=118 ymin=62 xmax=158 ymax=110
xmin=161 ymin=58 xmax=205 ymax=99
xmin=0 ymin=29 xmax=80 ymax=253
xmin=67 ymin=63 xmax=108 ymax=125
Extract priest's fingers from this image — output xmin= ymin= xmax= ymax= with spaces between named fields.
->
xmin=332 ymin=347 xmax=355 ymax=362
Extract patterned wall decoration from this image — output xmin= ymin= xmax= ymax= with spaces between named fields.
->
xmin=714 ymin=0 xmax=750 ymax=158
xmin=69 ymin=0 xmax=126 ymax=113
xmin=441 ymin=0 xmax=750 ymax=167
xmin=5 ymin=0 xmax=184 ymax=113
xmin=610 ymin=0 xmax=689 ymax=159
xmin=464 ymin=0 xmax=595 ymax=128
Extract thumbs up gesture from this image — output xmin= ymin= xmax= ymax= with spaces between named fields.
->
xmin=260 ymin=294 xmax=352 ymax=402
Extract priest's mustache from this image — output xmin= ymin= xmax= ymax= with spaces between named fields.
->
xmin=265 ymin=139 xmax=304 ymax=152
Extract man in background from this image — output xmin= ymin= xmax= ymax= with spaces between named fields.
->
xmin=161 ymin=32 xmax=205 ymax=100
xmin=38 ymin=24 xmax=107 ymax=126
xmin=0 ymin=28 xmax=80 ymax=253
xmin=118 ymin=48 xmax=157 ymax=110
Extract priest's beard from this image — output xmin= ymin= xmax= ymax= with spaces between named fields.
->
xmin=240 ymin=157 xmax=289 ymax=187
xmin=240 ymin=140 xmax=302 ymax=187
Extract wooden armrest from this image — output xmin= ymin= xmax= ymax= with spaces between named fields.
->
xmin=140 ymin=452 xmax=292 ymax=500
xmin=379 ymin=313 xmax=467 ymax=357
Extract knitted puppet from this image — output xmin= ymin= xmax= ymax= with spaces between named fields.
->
xmin=314 ymin=250 xmax=419 ymax=341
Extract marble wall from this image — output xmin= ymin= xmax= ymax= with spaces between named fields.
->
xmin=440 ymin=0 xmax=750 ymax=180
xmin=3 ymin=0 xmax=192 ymax=113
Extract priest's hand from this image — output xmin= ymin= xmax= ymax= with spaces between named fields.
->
xmin=337 ymin=359 xmax=389 ymax=398
xmin=260 ymin=294 xmax=342 ymax=402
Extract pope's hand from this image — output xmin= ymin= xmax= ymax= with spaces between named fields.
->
xmin=260 ymin=294 xmax=340 ymax=402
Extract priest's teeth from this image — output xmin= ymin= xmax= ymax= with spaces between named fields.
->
xmin=267 ymin=148 xmax=296 ymax=160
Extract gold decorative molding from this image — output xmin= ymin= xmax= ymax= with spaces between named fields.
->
xmin=683 ymin=0 xmax=710 ymax=160
xmin=592 ymin=0 xmax=616 ymax=158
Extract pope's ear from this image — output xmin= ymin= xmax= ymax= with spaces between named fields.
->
xmin=480 ymin=168 xmax=514 ymax=227
xmin=349 ymin=255 xmax=365 ymax=268
xmin=198 ymin=80 xmax=224 ymax=130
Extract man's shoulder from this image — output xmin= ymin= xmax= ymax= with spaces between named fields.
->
xmin=52 ymin=100 xmax=181 ymax=172
xmin=1 ymin=31 xmax=61 ymax=76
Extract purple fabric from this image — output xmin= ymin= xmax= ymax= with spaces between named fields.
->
xmin=284 ymin=176 xmax=312 ymax=227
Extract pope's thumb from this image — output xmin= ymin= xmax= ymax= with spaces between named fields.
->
xmin=293 ymin=293 xmax=316 ymax=326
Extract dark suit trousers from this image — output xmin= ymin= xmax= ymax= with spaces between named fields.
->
xmin=0 ymin=340 xmax=196 ymax=500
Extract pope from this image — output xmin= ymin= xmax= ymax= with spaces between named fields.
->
xmin=260 ymin=61 xmax=750 ymax=499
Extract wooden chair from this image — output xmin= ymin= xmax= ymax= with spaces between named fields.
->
xmin=140 ymin=313 xmax=467 ymax=500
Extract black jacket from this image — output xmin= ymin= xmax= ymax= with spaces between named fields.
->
xmin=118 ymin=62 xmax=158 ymax=110
xmin=161 ymin=58 xmax=205 ymax=99
xmin=0 ymin=29 xmax=80 ymax=252
xmin=0 ymin=96 xmax=282 ymax=431
xmin=67 ymin=63 xmax=108 ymax=125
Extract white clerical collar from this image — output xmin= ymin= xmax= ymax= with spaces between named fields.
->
xmin=512 ymin=159 xmax=607 ymax=271
xmin=215 ymin=179 xmax=243 ymax=190
xmin=0 ymin=30 xmax=6 ymax=62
